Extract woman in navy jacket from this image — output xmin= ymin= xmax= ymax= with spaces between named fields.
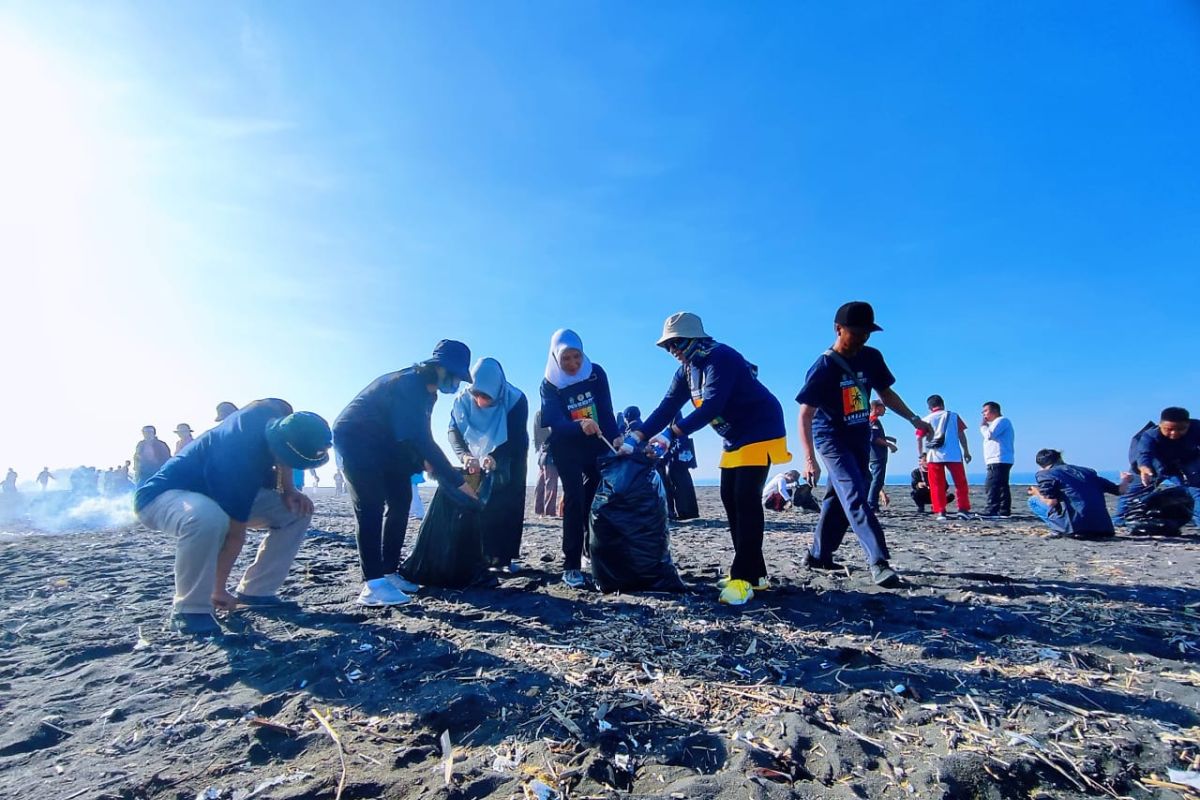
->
xmin=539 ymin=329 xmax=619 ymax=588
xmin=629 ymin=313 xmax=790 ymax=606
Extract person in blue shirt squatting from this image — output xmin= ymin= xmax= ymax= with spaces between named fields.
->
xmin=1131 ymin=406 xmax=1200 ymax=527
xmin=134 ymin=400 xmax=332 ymax=635
xmin=333 ymin=341 xmax=479 ymax=608
xmin=1027 ymin=449 xmax=1131 ymax=538
xmin=539 ymin=329 xmax=620 ymax=589
xmin=625 ymin=312 xmax=790 ymax=606
xmin=796 ymin=301 xmax=933 ymax=588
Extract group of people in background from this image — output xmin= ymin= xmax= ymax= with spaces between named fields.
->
xmin=23 ymin=299 xmax=1187 ymax=635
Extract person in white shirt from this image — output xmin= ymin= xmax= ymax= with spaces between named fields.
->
xmin=980 ymin=401 xmax=1015 ymax=518
xmin=917 ymin=395 xmax=975 ymax=520
xmin=762 ymin=470 xmax=801 ymax=511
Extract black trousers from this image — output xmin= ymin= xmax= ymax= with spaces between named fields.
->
xmin=668 ymin=461 xmax=700 ymax=520
xmin=342 ymin=451 xmax=414 ymax=581
xmin=719 ymin=465 xmax=770 ymax=581
xmin=555 ymin=449 xmax=601 ymax=571
xmin=984 ymin=463 xmax=1013 ymax=515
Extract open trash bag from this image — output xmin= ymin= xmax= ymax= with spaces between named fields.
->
xmin=1123 ymin=484 xmax=1194 ymax=536
xmin=401 ymin=473 xmax=489 ymax=588
xmin=589 ymin=453 xmax=685 ymax=593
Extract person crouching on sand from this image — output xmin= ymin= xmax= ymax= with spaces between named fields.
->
xmin=1027 ymin=448 xmax=1130 ymax=538
xmin=333 ymin=341 xmax=478 ymax=608
xmin=796 ymin=301 xmax=932 ymax=588
xmin=539 ymin=329 xmax=620 ymax=589
xmin=449 ymin=357 xmax=529 ymax=573
xmin=624 ymin=312 xmax=790 ymax=606
xmin=134 ymin=400 xmax=331 ymax=635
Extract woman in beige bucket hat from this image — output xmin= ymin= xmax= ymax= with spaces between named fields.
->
xmin=625 ymin=312 xmax=790 ymax=606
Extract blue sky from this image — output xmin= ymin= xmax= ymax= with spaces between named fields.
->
xmin=3 ymin=1 xmax=1198 ymax=484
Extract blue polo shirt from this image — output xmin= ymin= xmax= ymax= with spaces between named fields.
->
xmin=1036 ymin=463 xmax=1120 ymax=536
xmin=134 ymin=399 xmax=291 ymax=522
xmin=795 ymin=347 xmax=895 ymax=440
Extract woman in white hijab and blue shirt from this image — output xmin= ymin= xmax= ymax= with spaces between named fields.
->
xmin=539 ymin=329 xmax=620 ymax=588
xmin=448 ymin=358 xmax=529 ymax=573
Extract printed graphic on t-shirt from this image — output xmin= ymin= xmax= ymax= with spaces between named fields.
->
xmin=841 ymin=376 xmax=869 ymax=425
xmin=567 ymin=391 xmax=598 ymax=423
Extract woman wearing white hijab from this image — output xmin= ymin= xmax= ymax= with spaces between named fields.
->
xmin=449 ymin=358 xmax=529 ymax=572
xmin=538 ymin=329 xmax=620 ymax=588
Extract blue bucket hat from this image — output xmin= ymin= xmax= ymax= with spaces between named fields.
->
xmin=427 ymin=340 xmax=472 ymax=382
xmin=265 ymin=411 xmax=333 ymax=469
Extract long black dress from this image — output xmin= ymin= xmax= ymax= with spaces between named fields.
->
xmin=448 ymin=395 xmax=529 ymax=566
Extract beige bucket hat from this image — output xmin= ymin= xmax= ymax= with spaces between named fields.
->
xmin=656 ymin=312 xmax=710 ymax=346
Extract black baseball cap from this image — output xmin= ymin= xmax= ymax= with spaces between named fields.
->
xmin=834 ymin=301 xmax=883 ymax=332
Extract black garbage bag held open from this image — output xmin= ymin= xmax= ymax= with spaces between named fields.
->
xmin=589 ymin=452 xmax=685 ymax=593
xmin=1123 ymin=484 xmax=1194 ymax=536
xmin=401 ymin=472 xmax=490 ymax=588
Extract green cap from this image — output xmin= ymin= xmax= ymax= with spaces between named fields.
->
xmin=265 ymin=412 xmax=332 ymax=469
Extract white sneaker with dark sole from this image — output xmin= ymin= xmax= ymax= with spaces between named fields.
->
xmin=357 ymin=578 xmax=411 ymax=606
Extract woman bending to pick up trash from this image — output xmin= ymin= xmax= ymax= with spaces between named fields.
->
xmin=539 ymin=329 xmax=620 ymax=589
xmin=333 ymin=341 xmax=478 ymax=607
xmin=624 ymin=312 xmax=790 ymax=606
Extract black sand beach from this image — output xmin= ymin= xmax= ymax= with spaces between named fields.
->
xmin=2 ymin=488 xmax=1198 ymax=799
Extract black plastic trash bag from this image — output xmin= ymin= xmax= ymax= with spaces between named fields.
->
xmin=1123 ymin=485 xmax=1194 ymax=536
xmin=401 ymin=474 xmax=489 ymax=588
xmin=589 ymin=453 xmax=685 ymax=593
xmin=792 ymin=484 xmax=822 ymax=512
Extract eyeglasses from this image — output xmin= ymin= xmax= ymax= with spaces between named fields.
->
xmin=661 ymin=338 xmax=685 ymax=351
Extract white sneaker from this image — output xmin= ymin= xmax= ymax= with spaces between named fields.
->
xmin=385 ymin=573 xmax=420 ymax=594
xmin=357 ymin=578 xmax=411 ymax=606
xmin=562 ymin=570 xmax=586 ymax=588
xmin=934 ymin=513 xmax=948 ymax=521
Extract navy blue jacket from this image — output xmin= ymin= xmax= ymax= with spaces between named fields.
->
xmin=1036 ymin=463 xmax=1121 ymax=536
xmin=1135 ymin=425 xmax=1200 ymax=482
xmin=333 ymin=368 xmax=463 ymax=487
xmin=638 ymin=343 xmax=786 ymax=452
xmin=539 ymin=364 xmax=620 ymax=461
xmin=135 ymin=399 xmax=290 ymax=521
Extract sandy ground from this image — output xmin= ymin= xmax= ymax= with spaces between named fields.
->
xmin=1 ymin=487 xmax=1199 ymax=800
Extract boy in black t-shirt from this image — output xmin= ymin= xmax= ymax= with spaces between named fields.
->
xmin=796 ymin=302 xmax=932 ymax=587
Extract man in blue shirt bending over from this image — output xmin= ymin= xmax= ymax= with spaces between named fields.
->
xmin=1132 ymin=406 xmax=1200 ymax=527
xmin=135 ymin=399 xmax=332 ymax=635
xmin=1027 ymin=449 xmax=1131 ymax=538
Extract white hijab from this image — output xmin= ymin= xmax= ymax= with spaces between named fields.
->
xmin=543 ymin=328 xmax=593 ymax=390
xmin=450 ymin=358 xmax=524 ymax=458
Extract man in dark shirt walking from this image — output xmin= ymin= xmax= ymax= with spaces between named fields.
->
xmin=796 ymin=302 xmax=932 ymax=587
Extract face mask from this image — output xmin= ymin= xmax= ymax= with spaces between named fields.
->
xmin=438 ymin=376 xmax=460 ymax=395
